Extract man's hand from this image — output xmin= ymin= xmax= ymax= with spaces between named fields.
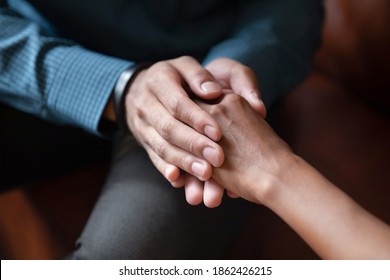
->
xmin=183 ymin=58 xmax=266 ymax=208
xmin=124 ymin=56 xmax=225 ymax=187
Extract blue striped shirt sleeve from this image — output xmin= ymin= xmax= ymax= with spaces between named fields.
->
xmin=0 ymin=7 xmax=132 ymax=134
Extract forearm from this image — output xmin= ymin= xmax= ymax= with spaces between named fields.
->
xmin=266 ymin=155 xmax=390 ymax=259
xmin=199 ymin=91 xmax=390 ymax=259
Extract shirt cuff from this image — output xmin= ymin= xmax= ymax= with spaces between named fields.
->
xmin=45 ymin=45 xmax=133 ymax=134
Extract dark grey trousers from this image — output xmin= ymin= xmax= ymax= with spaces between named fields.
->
xmin=0 ymin=104 xmax=252 ymax=259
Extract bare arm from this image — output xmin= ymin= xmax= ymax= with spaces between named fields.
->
xmin=198 ymin=94 xmax=390 ymax=259
xmin=270 ymin=155 xmax=390 ymax=259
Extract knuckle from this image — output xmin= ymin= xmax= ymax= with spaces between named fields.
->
xmin=135 ymin=105 xmax=144 ymax=119
xmin=181 ymin=155 xmax=194 ymax=170
xmin=184 ymin=108 xmax=197 ymax=126
xmin=142 ymin=133 xmax=153 ymax=150
xmin=233 ymin=63 xmax=254 ymax=77
xmin=168 ymin=96 xmax=182 ymax=118
xmin=151 ymin=61 xmax=167 ymax=71
xmin=187 ymin=139 xmax=195 ymax=154
xmin=224 ymin=93 xmax=242 ymax=103
xmin=147 ymin=64 xmax=175 ymax=88
xmin=209 ymin=101 xmax=230 ymax=117
xmin=187 ymin=137 xmax=204 ymax=154
xmin=177 ymin=55 xmax=195 ymax=64
xmin=154 ymin=140 xmax=167 ymax=159
xmin=210 ymin=94 xmax=243 ymax=117
xmin=242 ymin=65 xmax=255 ymax=77
xmin=225 ymin=94 xmax=248 ymax=110
xmin=176 ymin=56 xmax=210 ymax=82
xmin=208 ymin=94 xmax=245 ymax=118
xmin=192 ymin=69 xmax=210 ymax=83
xmin=145 ymin=72 xmax=159 ymax=90
xmin=185 ymin=107 xmax=209 ymax=132
xmin=132 ymin=99 xmax=145 ymax=119
xmin=159 ymin=120 xmax=173 ymax=140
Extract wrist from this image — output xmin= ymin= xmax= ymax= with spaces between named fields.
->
xmin=264 ymin=154 xmax=332 ymax=216
xmin=113 ymin=62 xmax=152 ymax=130
xmin=258 ymin=154 xmax=306 ymax=208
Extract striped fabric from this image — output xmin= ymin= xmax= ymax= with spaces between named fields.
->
xmin=0 ymin=7 xmax=131 ymax=134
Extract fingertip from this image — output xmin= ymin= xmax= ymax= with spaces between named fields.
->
xmin=204 ymin=195 xmax=222 ymax=208
xmin=165 ymin=165 xmax=181 ymax=182
xmin=203 ymin=179 xmax=224 ymax=208
xmin=252 ymin=101 xmax=267 ymax=119
xmin=171 ymin=181 xmax=183 ymax=188
xmin=185 ymin=187 xmax=203 ymax=206
xmin=218 ymin=146 xmax=225 ymax=167
xmin=191 ymin=161 xmax=212 ymax=181
xmin=171 ymin=174 xmax=185 ymax=188
xmin=204 ymin=124 xmax=222 ymax=141
xmin=242 ymin=92 xmax=266 ymax=118
xmin=227 ymin=190 xmax=240 ymax=199
xmin=203 ymin=146 xmax=224 ymax=167
xmin=184 ymin=176 xmax=204 ymax=206
xmin=256 ymin=99 xmax=267 ymax=119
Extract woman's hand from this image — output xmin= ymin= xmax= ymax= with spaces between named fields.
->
xmin=184 ymin=58 xmax=267 ymax=208
xmin=197 ymin=93 xmax=294 ymax=204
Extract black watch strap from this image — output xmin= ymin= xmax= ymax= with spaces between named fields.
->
xmin=113 ymin=62 xmax=152 ymax=131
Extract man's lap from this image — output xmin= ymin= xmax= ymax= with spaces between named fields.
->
xmin=71 ymin=133 xmax=251 ymax=259
xmin=0 ymin=106 xmax=251 ymax=259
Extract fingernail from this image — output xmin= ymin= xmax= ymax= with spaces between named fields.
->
xmin=203 ymin=147 xmax=221 ymax=167
xmin=204 ymin=125 xmax=219 ymax=141
xmin=191 ymin=162 xmax=206 ymax=179
xmin=201 ymin=81 xmax=221 ymax=93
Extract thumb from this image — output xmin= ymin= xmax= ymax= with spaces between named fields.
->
xmin=170 ymin=56 xmax=223 ymax=100
xmin=229 ymin=66 xmax=266 ymax=118
xmin=206 ymin=58 xmax=266 ymax=118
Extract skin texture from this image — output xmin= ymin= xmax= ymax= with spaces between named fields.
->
xmin=123 ymin=56 xmax=265 ymax=208
xmin=197 ymin=94 xmax=390 ymax=259
xmin=197 ymin=93 xmax=293 ymax=203
xmin=182 ymin=58 xmax=266 ymax=207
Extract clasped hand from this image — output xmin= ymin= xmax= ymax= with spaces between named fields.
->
xmin=124 ymin=56 xmax=266 ymax=208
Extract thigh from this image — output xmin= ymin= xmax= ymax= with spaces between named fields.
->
xmin=0 ymin=104 xmax=111 ymax=190
xmin=72 ymin=133 xmax=252 ymax=259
